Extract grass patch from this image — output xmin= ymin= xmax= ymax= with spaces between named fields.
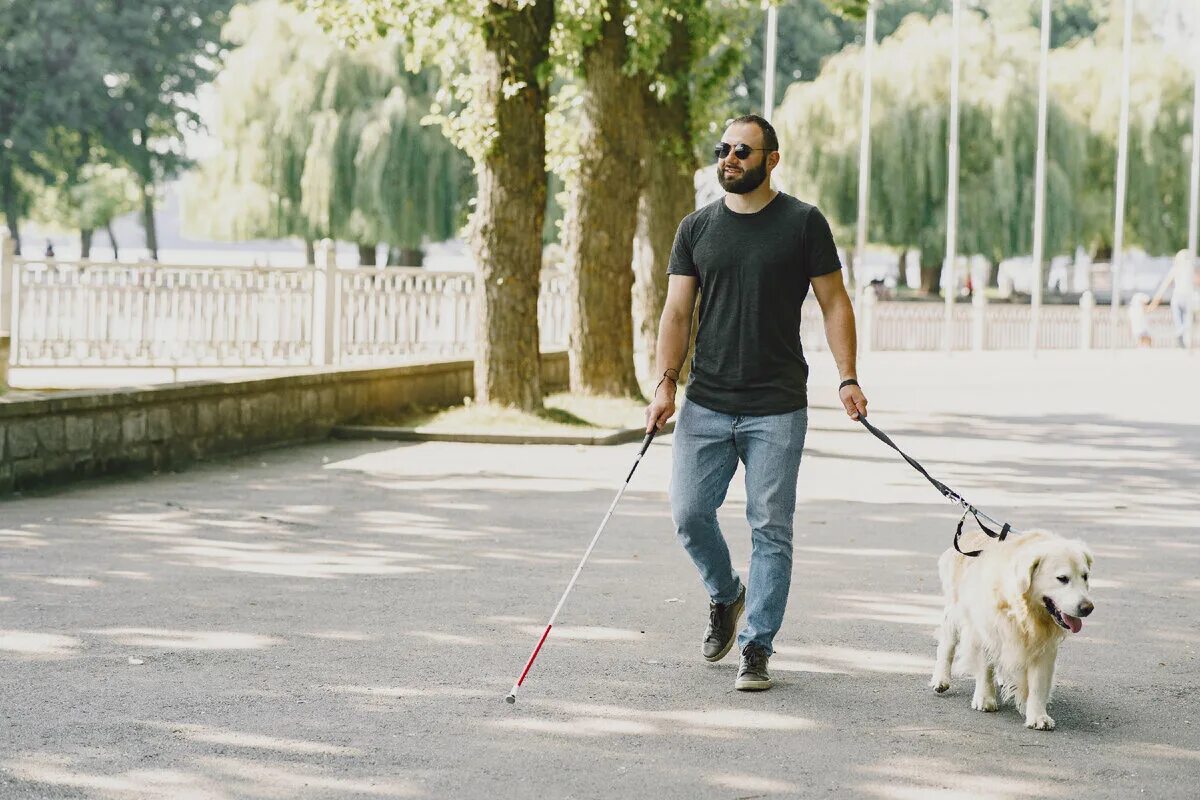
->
xmin=353 ymin=392 xmax=649 ymax=434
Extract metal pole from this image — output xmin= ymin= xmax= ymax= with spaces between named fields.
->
xmin=1188 ymin=22 xmax=1199 ymax=351
xmin=1029 ymin=0 xmax=1051 ymax=352
xmin=944 ymin=0 xmax=962 ymax=352
xmin=1111 ymin=0 xmax=1134 ymax=321
xmin=764 ymin=4 xmax=778 ymax=121
xmin=1188 ymin=28 xmax=1200 ymax=259
xmin=855 ymin=1 xmax=876 ymax=309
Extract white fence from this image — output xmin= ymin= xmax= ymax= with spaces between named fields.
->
xmin=1 ymin=242 xmax=572 ymax=369
xmin=801 ymin=290 xmax=1192 ymax=352
xmin=1 ymin=240 xmax=1192 ymax=371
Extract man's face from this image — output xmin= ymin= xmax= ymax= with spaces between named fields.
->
xmin=716 ymin=123 xmax=772 ymax=194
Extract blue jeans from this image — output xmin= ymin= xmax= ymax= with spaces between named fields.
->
xmin=669 ymin=399 xmax=809 ymax=656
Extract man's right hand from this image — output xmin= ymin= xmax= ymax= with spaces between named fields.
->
xmin=645 ymin=380 xmax=677 ymax=433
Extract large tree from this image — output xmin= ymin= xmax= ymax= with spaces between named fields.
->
xmin=306 ymin=0 xmax=554 ymax=410
xmin=630 ymin=0 xmax=746 ymax=388
xmin=556 ymin=0 xmax=658 ymax=397
xmin=0 ymin=1 xmax=110 ymax=254
xmin=97 ymin=0 xmax=233 ymax=260
xmin=556 ymin=0 xmax=868 ymax=397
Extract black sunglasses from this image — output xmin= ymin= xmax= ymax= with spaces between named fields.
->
xmin=714 ymin=142 xmax=768 ymax=160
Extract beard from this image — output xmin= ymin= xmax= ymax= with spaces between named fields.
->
xmin=717 ymin=159 xmax=768 ymax=194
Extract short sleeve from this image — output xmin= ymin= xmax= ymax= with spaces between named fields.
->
xmin=667 ymin=216 xmax=698 ymax=277
xmin=803 ymin=207 xmax=842 ymax=279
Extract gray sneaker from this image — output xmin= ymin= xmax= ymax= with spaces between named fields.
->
xmin=702 ymin=585 xmax=745 ymax=662
xmin=735 ymin=643 xmax=772 ymax=691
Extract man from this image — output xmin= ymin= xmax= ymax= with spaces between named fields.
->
xmin=644 ymin=114 xmax=868 ymax=692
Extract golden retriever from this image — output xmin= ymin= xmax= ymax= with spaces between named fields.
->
xmin=929 ymin=530 xmax=1095 ymax=730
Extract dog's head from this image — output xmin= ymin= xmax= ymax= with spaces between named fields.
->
xmin=1009 ymin=537 xmax=1095 ymax=634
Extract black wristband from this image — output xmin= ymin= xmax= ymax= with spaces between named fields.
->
xmin=839 ymin=378 xmax=859 ymax=390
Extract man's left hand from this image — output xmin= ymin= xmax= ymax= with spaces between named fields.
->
xmin=839 ymin=383 xmax=868 ymax=420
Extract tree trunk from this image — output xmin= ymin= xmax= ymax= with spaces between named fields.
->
xmin=140 ymin=177 xmax=158 ymax=261
xmin=392 ymin=247 xmax=424 ymax=267
xmin=919 ymin=245 xmax=942 ymax=295
xmin=632 ymin=13 xmax=695 ymax=391
xmin=920 ymin=265 xmax=942 ymax=295
xmin=106 ymin=223 xmax=119 ymax=260
xmin=565 ymin=0 xmax=644 ymax=397
xmin=919 ymin=266 xmax=938 ymax=295
xmin=81 ymin=229 xmax=94 ymax=260
xmin=897 ymin=248 xmax=909 ymax=289
xmin=305 ymin=239 xmax=316 ymax=266
xmin=469 ymin=0 xmax=554 ymax=410
xmin=357 ymin=243 xmax=377 ymax=266
xmin=0 ymin=161 xmax=23 ymax=256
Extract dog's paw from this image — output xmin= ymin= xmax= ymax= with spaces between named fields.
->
xmin=1025 ymin=713 xmax=1056 ymax=731
xmin=971 ymin=695 xmax=998 ymax=712
xmin=930 ymin=678 xmax=950 ymax=694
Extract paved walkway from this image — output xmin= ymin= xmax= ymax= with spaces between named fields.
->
xmin=1 ymin=351 xmax=1197 ymax=799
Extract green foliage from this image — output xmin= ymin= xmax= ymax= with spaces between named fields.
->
xmin=979 ymin=0 xmax=1107 ymax=48
xmin=300 ymin=0 xmax=547 ymax=165
xmin=97 ymin=1 xmax=234 ymax=186
xmin=1050 ymin=22 xmax=1195 ymax=255
xmin=31 ymin=163 xmax=140 ymax=234
xmin=0 ymin=0 xmax=231 ymax=253
xmin=185 ymin=1 xmax=470 ymax=249
xmin=775 ymin=12 xmax=1086 ymax=269
xmin=736 ymin=0 xmax=946 ymax=116
xmin=0 ymin=1 xmax=113 ymax=246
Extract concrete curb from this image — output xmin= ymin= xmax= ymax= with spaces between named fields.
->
xmin=331 ymin=420 xmax=675 ymax=446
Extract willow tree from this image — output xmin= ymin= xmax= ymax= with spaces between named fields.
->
xmin=1050 ymin=23 xmax=1195 ymax=256
xmin=775 ymin=12 xmax=1084 ymax=292
xmin=305 ymin=0 xmax=554 ymax=411
xmin=185 ymin=1 xmax=467 ymax=266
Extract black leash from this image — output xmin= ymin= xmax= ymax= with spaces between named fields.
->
xmin=857 ymin=415 xmax=1015 ymax=557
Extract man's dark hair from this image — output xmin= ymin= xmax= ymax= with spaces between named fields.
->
xmin=728 ymin=114 xmax=779 ymax=153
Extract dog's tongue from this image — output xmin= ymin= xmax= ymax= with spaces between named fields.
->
xmin=1062 ymin=614 xmax=1083 ymax=634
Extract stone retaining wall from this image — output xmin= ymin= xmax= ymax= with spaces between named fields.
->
xmin=0 ymin=352 xmax=568 ymax=496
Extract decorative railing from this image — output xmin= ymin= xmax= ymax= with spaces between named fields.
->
xmin=8 ymin=261 xmax=316 ymax=366
xmin=1 ymin=242 xmax=1192 ymax=370
xmin=2 ymin=245 xmax=573 ymax=368
xmin=799 ymin=291 xmax=1190 ymax=352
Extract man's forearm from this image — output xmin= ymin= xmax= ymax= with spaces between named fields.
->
xmin=655 ymin=310 xmax=692 ymax=381
xmin=823 ymin=298 xmax=858 ymax=380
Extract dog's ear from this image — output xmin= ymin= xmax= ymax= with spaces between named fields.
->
xmin=1010 ymin=552 xmax=1041 ymax=597
xmin=1068 ymin=539 xmax=1094 ymax=570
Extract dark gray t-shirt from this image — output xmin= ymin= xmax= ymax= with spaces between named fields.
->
xmin=667 ymin=192 xmax=842 ymax=416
